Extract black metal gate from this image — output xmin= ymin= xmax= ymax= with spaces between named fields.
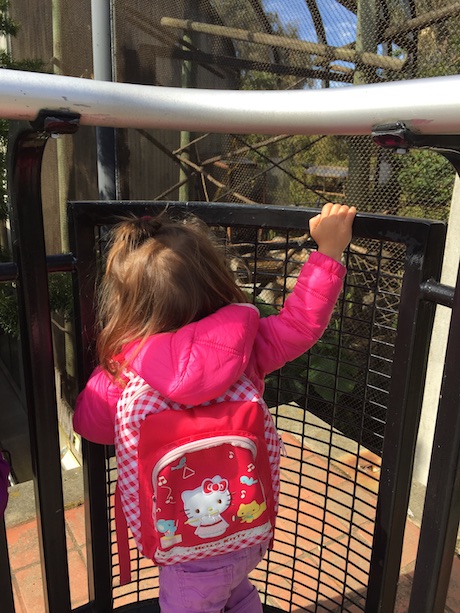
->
xmin=0 ymin=119 xmax=459 ymax=613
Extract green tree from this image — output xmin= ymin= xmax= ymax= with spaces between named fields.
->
xmin=386 ymin=0 xmax=459 ymax=218
xmin=397 ymin=150 xmax=454 ymax=221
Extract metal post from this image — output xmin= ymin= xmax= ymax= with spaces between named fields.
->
xmin=408 ymin=259 xmax=460 ymax=612
xmin=91 ymin=0 xmax=117 ymax=199
xmin=8 ymin=111 xmax=79 ymax=613
xmin=51 ymin=0 xmax=72 ymax=251
xmin=68 ymin=206 xmax=113 ymax=612
xmin=347 ymin=0 xmax=379 ymax=212
xmin=178 ymin=32 xmax=194 ymax=202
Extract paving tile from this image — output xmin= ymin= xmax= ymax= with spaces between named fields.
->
xmin=399 ymin=519 xmax=420 ymax=571
xmin=352 ymin=520 xmax=374 ymax=546
xmin=11 ymin=579 xmax=27 ymax=613
xmin=7 ymin=519 xmax=42 ymax=570
xmin=297 ymin=497 xmax=350 ymax=550
xmin=446 ymin=554 xmax=460 ymax=613
xmin=300 ymin=453 xmax=348 ymax=498
xmin=279 ymin=474 xmax=301 ymax=501
xmin=340 ymin=597 xmax=367 ymax=612
xmin=65 ymin=505 xmax=87 ymax=549
xmin=330 ymin=448 xmax=381 ymax=494
xmin=322 ymin=541 xmax=370 ymax=595
xmin=68 ymin=549 xmax=89 ymax=608
xmin=281 ymin=431 xmax=303 ymax=448
xmin=326 ymin=479 xmax=377 ymax=528
xmin=394 ymin=569 xmax=413 ymax=613
xmin=13 ymin=562 xmax=46 ymax=613
xmin=265 ymin=546 xmax=345 ymax=609
xmin=269 ymin=537 xmax=296 ymax=566
xmin=5 ymin=466 xmax=460 ymax=612
xmin=291 ymin=574 xmax=343 ymax=611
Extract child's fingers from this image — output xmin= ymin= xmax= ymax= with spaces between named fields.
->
xmin=318 ymin=203 xmax=355 ymax=221
xmin=309 ymin=213 xmax=321 ymax=233
xmin=310 ymin=203 xmax=356 ymax=237
xmin=320 ymin=202 xmax=351 ymax=218
xmin=342 ymin=205 xmax=357 ymax=223
xmin=332 ymin=204 xmax=352 ymax=218
xmin=320 ymin=202 xmax=334 ymax=217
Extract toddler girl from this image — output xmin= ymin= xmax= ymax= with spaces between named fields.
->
xmin=74 ymin=202 xmax=356 ymax=613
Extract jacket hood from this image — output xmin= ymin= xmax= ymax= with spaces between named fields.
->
xmin=127 ymin=303 xmax=260 ymax=406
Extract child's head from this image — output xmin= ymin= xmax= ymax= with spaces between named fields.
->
xmin=97 ymin=213 xmax=248 ymax=373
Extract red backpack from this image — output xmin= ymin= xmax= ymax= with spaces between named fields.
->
xmin=114 ymin=373 xmax=280 ymax=585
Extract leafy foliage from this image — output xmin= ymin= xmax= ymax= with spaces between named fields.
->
xmin=0 ymin=284 xmax=18 ymax=337
xmin=0 ymin=0 xmax=18 ymax=36
xmin=0 ymin=271 xmax=73 ymax=338
xmin=397 ymin=150 xmax=454 ymax=221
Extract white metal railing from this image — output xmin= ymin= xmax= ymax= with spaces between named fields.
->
xmin=0 ymin=68 xmax=460 ymax=135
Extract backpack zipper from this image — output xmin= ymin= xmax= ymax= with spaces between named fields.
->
xmin=153 ymin=435 xmax=257 ymax=487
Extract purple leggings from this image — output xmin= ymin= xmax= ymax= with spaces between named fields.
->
xmin=158 ymin=542 xmax=268 ymax=613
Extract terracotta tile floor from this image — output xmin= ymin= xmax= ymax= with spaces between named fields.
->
xmin=5 ymin=434 xmax=460 ymax=612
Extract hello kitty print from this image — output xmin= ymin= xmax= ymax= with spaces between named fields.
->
xmin=182 ymin=475 xmax=231 ymax=538
xmin=146 ymin=429 xmax=276 ymax=566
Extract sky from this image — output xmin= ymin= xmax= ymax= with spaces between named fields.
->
xmin=261 ymin=0 xmax=358 ymax=87
xmin=262 ymin=0 xmax=357 ymax=47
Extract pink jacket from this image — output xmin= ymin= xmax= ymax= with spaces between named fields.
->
xmin=73 ymin=251 xmax=346 ymax=445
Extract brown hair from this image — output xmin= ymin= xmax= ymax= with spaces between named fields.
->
xmin=96 ymin=213 xmax=248 ymax=376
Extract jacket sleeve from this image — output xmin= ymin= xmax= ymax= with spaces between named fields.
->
xmin=249 ymin=251 xmax=346 ymax=379
xmin=73 ymin=367 xmax=120 ymax=445
xmin=129 ymin=303 xmax=260 ymax=406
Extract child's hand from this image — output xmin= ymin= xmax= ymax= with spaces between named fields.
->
xmin=309 ymin=203 xmax=356 ymax=262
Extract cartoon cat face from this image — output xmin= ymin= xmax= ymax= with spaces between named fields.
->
xmin=182 ymin=475 xmax=231 ymax=526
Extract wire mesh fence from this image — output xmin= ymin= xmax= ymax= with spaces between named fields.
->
xmin=64 ymin=200 xmax=443 ymax=612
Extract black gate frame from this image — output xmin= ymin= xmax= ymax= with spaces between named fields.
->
xmin=0 ymin=116 xmax=458 ymax=613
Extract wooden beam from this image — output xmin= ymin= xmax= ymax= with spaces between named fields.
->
xmin=160 ymin=17 xmax=406 ymax=72
xmin=164 ymin=45 xmax=353 ymax=83
xmin=384 ymin=2 xmax=460 ymax=39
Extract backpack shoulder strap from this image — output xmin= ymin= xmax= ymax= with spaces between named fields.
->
xmin=114 ymin=372 xmax=155 ymax=585
xmin=115 ymin=481 xmax=132 ymax=585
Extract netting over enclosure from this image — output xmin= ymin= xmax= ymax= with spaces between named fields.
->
xmin=5 ymin=0 xmax=460 ymax=248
